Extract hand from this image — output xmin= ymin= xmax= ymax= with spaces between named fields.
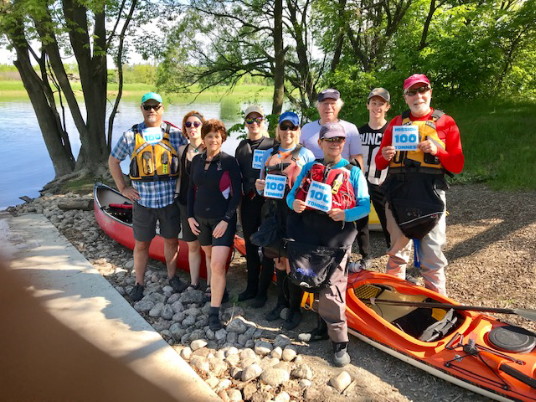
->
xmin=418 ymin=139 xmax=437 ymax=155
xmin=255 ymin=179 xmax=266 ymax=192
xmin=188 ymin=217 xmax=201 ymax=236
xmin=121 ymin=186 xmax=140 ymax=201
xmin=212 ymin=220 xmax=228 ymax=238
xmin=382 ymin=145 xmax=396 ymax=161
xmin=327 ymin=208 xmax=345 ymax=222
xmin=292 ymin=199 xmax=306 ymax=213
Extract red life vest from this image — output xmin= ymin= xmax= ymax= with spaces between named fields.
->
xmin=262 ymin=145 xmax=303 ymax=191
xmin=295 ymin=160 xmax=356 ymax=210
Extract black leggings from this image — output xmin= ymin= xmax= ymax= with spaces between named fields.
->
xmin=240 ymin=195 xmax=275 ymax=293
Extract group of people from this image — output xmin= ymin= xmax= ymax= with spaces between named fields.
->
xmin=109 ymin=73 xmax=464 ymax=367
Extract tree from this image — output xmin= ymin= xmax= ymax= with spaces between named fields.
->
xmin=0 ymin=0 xmax=138 ymax=179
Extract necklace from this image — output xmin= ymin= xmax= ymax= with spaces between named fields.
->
xmin=190 ymin=143 xmax=204 ymax=153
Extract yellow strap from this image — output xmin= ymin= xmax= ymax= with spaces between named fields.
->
xmin=301 ymin=292 xmax=315 ymax=310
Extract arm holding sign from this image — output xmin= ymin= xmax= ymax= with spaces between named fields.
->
xmin=341 ymin=166 xmax=370 ymax=222
xmin=375 ymin=116 xmax=401 ymax=170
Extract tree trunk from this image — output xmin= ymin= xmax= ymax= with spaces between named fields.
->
xmin=272 ymin=0 xmax=285 ymax=115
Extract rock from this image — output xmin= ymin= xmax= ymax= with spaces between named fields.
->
xmin=189 ymin=329 xmax=206 ymax=341
xmin=229 ymin=367 xmax=242 ymax=380
xmin=299 ymin=379 xmax=312 ymax=388
xmin=209 ymin=357 xmax=228 ymax=377
xmin=242 ymin=382 xmax=258 ymax=400
xmin=291 ymin=364 xmax=313 ymax=380
xmin=227 ymin=389 xmax=242 ymax=401
xmin=206 ymin=376 xmax=219 ymax=389
xmin=172 ymin=312 xmax=185 ymax=322
xmin=214 ymin=379 xmax=232 ymax=393
xmin=226 ymin=317 xmax=248 ymax=334
xmin=57 ymin=198 xmax=93 ymax=211
xmin=271 ymin=346 xmax=283 ymax=360
xmin=161 ymin=303 xmax=174 ymax=320
xmin=182 ymin=315 xmax=196 ymax=327
xmin=254 ymin=340 xmax=273 ymax=356
xmin=180 ymin=347 xmax=192 ymax=360
xmin=124 ymin=259 xmax=134 ymax=270
xmin=180 ymin=289 xmax=204 ymax=304
xmin=226 ymin=347 xmax=239 ymax=356
xmin=241 ymin=363 xmax=263 ymax=382
xmin=251 ymin=390 xmax=274 ymax=402
xmin=273 ymin=334 xmax=292 ymax=348
xmin=281 ymin=346 xmax=297 ymax=362
xmin=190 ymin=355 xmax=210 ymax=375
xmin=303 ymin=386 xmax=321 ymax=401
xmin=260 ymin=357 xmax=279 ymax=370
xmin=149 ymin=302 xmax=164 ymax=318
xmin=225 ymin=353 xmax=240 ymax=367
xmin=274 ymin=391 xmax=291 ymax=402
xmin=171 ymin=300 xmax=184 ymax=313
xmin=133 ymin=300 xmax=154 ymax=313
xmin=215 ymin=328 xmax=228 ymax=342
xmin=260 ymin=367 xmax=289 ymax=387
xmin=190 ymin=339 xmax=208 ymax=351
xmin=170 ymin=323 xmax=187 ymax=341
xmin=329 ymin=371 xmax=352 ymax=392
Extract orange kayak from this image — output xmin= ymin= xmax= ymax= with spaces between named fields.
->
xmin=342 ymin=270 xmax=536 ymax=401
xmin=93 ymin=183 xmax=244 ymax=278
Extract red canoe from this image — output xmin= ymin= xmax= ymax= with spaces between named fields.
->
xmin=93 ymin=183 xmax=246 ymax=279
xmin=342 ymin=270 xmax=536 ymax=401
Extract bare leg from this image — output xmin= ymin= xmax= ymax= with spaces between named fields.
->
xmin=133 ymin=240 xmax=151 ymax=284
xmin=209 ymin=246 xmax=230 ymax=307
xmin=202 ymin=245 xmax=212 ymax=287
xmin=187 ymin=240 xmax=202 ymax=286
xmin=163 ymin=237 xmax=178 ymax=279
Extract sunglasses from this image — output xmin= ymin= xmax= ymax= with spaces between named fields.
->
xmin=142 ymin=104 xmax=162 ymax=111
xmin=404 ymin=86 xmax=430 ymax=96
xmin=185 ymin=121 xmax=202 ymax=128
xmin=245 ymin=117 xmax=264 ymax=125
xmin=322 ymin=136 xmax=345 ymax=143
xmin=279 ymin=124 xmax=299 ymax=131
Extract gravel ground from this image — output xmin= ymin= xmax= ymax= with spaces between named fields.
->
xmin=6 ymin=182 xmax=535 ymax=401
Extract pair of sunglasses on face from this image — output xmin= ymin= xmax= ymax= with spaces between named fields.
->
xmin=142 ymin=104 xmax=162 ymax=111
xmin=322 ymin=137 xmax=345 ymax=143
xmin=185 ymin=121 xmax=202 ymax=128
xmin=245 ymin=117 xmax=264 ymax=125
xmin=404 ymin=86 xmax=431 ymax=96
xmin=279 ymin=123 xmax=299 ymax=131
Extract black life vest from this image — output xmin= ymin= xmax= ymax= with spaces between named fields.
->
xmin=235 ymin=137 xmax=276 ymax=194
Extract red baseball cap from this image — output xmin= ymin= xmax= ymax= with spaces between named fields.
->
xmin=403 ymin=74 xmax=430 ymax=90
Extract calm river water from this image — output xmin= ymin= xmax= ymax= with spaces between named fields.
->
xmin=0 ymin=99 xmax=273 ymax=209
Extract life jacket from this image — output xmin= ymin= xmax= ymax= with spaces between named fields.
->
xmin=295 ymin=160 xmax=356 ymax=210
xmin=262 ymin=145 xmax=303 ymax=191
xmin=129 ymin=123 xmax=179 ymax=181
xmin=235 ymin=137 xmax=276 ymax=194
xmin=389 ymin=110 xmax=445 ymax=174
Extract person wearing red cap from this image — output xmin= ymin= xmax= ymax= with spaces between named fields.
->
xmin=374 ymin=74 xmax=464 ymax=295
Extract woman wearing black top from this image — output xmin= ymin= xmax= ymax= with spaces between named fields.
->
xmin=177 ymin=111 xmax=206 ymax=290
xmin=187 ymin=119 xmax=242 ymax=330
xmin=234 ymin=105 xmax=276 ymax=307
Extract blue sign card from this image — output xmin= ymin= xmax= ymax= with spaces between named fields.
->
xmin=142 ymin=127 xmax=163 ymax=144
xmin=392 ymin=125 xmax=419 ymax=151
xmin=264 ymin=174 xmax=287 ymax=199
xmin=305 ymin=181 xmax=332 ymax=212
xmin=252 ymin=149 xmax=267 ymax=169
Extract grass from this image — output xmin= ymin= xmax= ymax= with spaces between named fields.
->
xmin=442 ymin=99 xmax=536 ymax=191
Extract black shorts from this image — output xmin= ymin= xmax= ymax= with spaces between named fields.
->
xmin=178 ymin=202 xmax=198 ymax=243
xmin=133 ymin=202 xmax=181 ymax=242
xmin=196 ymin=215 xmax=237 ymax=247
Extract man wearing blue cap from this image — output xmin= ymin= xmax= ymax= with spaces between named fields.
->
xmin=109 ymin=92 xmax=188 ymax=301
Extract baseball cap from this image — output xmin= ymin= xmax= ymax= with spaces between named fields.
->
xmin=244 ymin=104 xmax=265 ymax=118
xmin=319 ymin=122 xmax=346 ymax=139
xmin=141 ymin=92 xmax=163 ymax=104
xmin=403 ymin=74 xmax=430 ymax=90
xmin=278 ymin=111 xmax=300 ymax=126
xmin=317 ymin=88 xmax=340 ymax=102
xmin=367 ymin=88 xmax=390 ymax=102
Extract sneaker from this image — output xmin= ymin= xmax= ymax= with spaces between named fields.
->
xmin=358 ymin=258 xmax=372 ymax=270
xmin=249 ymin=295 xmax=267 ymax=309
xmin=266 ymin=303 xmax=287 ymax=321
xmin=169 ymin=276 xmax=188 ymax=293
xmin=282 ymin=309 xmax=302 ymax=330
xmin=129 ymin=283 xmax=144 ymax=302
xmin=208 ymin=313 xmax=223 ymax=331
xmin=332 ymin=342 xmax=350 ymax=367
xmin=347 ymin=261 xmax=361 ymax=273
xmin=238 ymin=288 xmax=257 ymax=302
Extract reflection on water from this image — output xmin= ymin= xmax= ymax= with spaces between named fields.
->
xmin=0 ymin=98 xmax=273 ymax=209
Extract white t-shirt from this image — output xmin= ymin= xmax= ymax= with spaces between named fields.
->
xmin=300 ymin=119 xmax=363 ymax=160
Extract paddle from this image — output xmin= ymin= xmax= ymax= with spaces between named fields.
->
xmin=368 ymin=298 xmax=536 ymax=322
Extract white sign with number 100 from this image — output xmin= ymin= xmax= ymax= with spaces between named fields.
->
xmin=392 ymin=125 xmax=419 ymax=151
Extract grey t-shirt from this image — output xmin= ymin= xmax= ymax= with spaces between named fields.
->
xmin=300 ymin=119 xmax=363 ymax=159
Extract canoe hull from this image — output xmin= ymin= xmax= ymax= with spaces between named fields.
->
xmin=344 ymin=271 xmax=536 ymax=402
xmin=94 ymin=182 xmax=244 ymax=279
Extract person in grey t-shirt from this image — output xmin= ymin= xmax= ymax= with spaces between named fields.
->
xmin=300 ymin=88 xmax=363 ymax=168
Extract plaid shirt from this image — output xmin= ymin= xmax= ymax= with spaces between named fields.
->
xmin=111 ymin=122 xmax=187 ymax=208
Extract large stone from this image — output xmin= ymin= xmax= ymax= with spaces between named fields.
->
xmin=271 ymin=346 xmax=283 ymax=360
xmin=226 ymin=318 xmax=248 ymax=334
xmin=161 ymin=304 xmax=174 ymax=320
xmin=241 ymin=363 xmax=263 ymax=382
xmin=273 ymin=334 xmax=292 ymax=348
xmin=291 ymin=364 xmax=314 ymax=380
xmin=180 ymin=289 xmax=204 ymax=304
xmin=190 ymin=355 xmax=210 ymax=375
xmin=260 ymin=367 xmax=290 ymax=387
xmin=281 ymin=346 xmax=297 ymax=362
xmin=190 ymin=339 xmax=208 ymax=351
xmin=180 ymin=347 xmax=192 ymax=360
xmin=171 ymin=300 xmax=184 ymax=313
xmin=329 ymin=371 xmax=352 ymax=392
xmin=133 ymin=300 xmax=154 ymax=313
xmin=149 ymin=302 xmax=164 ymax=318
xmin=209 ymin=357 xmax=228 ymax=377
xmin=254 ymin=340 xmax=273 ymax=356
xmin=227 ymin=389 xmax=242 ymax=401
xmin=274 ymin=391 xmax=291 ymax=402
